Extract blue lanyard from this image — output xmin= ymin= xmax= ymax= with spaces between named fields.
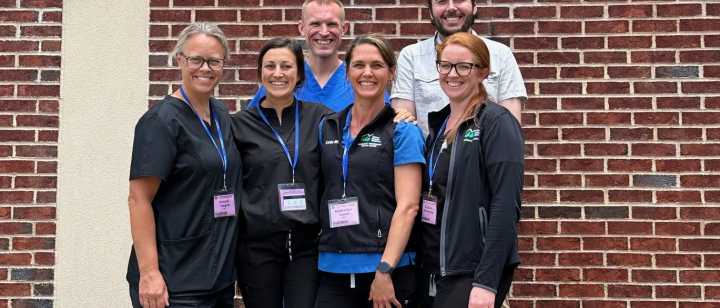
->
xmin=341 ymin=110 xmax=353 ymax=198
xmin=255 ymin=100 xmax=301 ymax=183
xmin=427 ymin=118 xmax=449 ymax=195
xmin=179 ymin=86 xmax=229 ymax=189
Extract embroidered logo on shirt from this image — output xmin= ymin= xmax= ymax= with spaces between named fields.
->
xmin=325 ymin=139 xmax=340 ymax=145
xmin=358 ymin=133 xmax=382 ymax=148
xmin=463 ymin=128 xmax=480 ymax=143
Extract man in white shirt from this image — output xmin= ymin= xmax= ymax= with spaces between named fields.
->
xmin=392 ymin=0 xmax=526 ymax=135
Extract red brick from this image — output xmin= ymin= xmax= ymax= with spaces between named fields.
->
xmin=20 ymin=0 xmax=61 ymax=7
xmin=491 ymin=22 xmax=534 ymax=35
xmin=0 ymin=283 xmax=30 ymax=296
xmin=536 ymin=268 xmax=580 ymax=282
xmin=33 ymin=252 xmax=53 ymax=265
xmin=196 ymin=9 xmax=237 ymax=22
xmin=538 ymin=175 xmax=581 ymax=187
xmin=632 ymin=207 xmax=677 ymax=220
xmin=608 ymin=159 xmax=652 ymax=172
xmin=584 ymin=144 xmax=628 ymax=156
xmin=634 ymin=20 xmax=677 ymax=32
xmin=607 ymin=253 xmax=652 ymax=267
xmin=12 ymin=237 xmax=54 ymax=250
xmin=656 ymin=160 xmax=700 ymax=172
xmin=681 ymin=207 xmax=720 ymax=220
xmin=515 ymin=37 xmax=558 ymax=50
xmin=559 ymin=190 xmax=604 ymax=203
xmin=608 ymin=222 xmax=652 ymax=235
xmin=519 ymin=252 xmax=555 ymax=266
xmin=561 ymin=221 xmax=605 ymax=235
xmin=631 ymin=144 xmax=676 ymax=156
xmin=680 ymin=239 xmax=720 ymax=252
xmin=0 ymin=40 xmax=39 ymax=52
xmin=538 ymin=144 xmax=581 ymax=156
xmin=561 ymin=6 xmax=603 ymax=18
xmin=0 ymin=11 xmax=38 ymax=22
xmin=560 ymin=159 xmax=603 ymax=171
xmin=631 ymin=51 xmax=675 ymax=64
xmin=584 ymin=268 xmax=628 ymax=282
xmin=608 ymin=36 xmax=651 ymax=49
xmin=656 ymin=191 xmax=702 ymax=204
xmin=585 ymin=175 xmax=629 ymax=187
xmin=632 ymin=270 xmax=677 ymax=283
xmin=656 ymin=35 xmax=702 ymax=48
xmin=523 ymin=190 xmax=556 ymax=203
xmin=657 ymin=285 xmax=701 ymax=298
xmin=559 ymin=284 xmax=604 ymax=297
xmin=538 ymin=52 xmax=580 ymax=64
xmin=681 ymin=144 xmax=720 ymax=156
xmin=681 ymin=175 xmax=720 ymax=188
xmin=149 ymin=10 xmax=191 ymax=22
xmin=587 ymin=21 xmax=628 ymax=33
xmin=538 ymin=237 xmax=580 ymax=250
xmin=583 ymin=237 xmax=628 ymax=250
xmin=512 ymin=283 xmax=556 ymax=297
xmin=560 ymin=37 xmax=603 ymax=49
xmin=608 ymin=284 xmax=652 ymax=298
xmin=656 ymin=254 xmax=702 ymax=267
xmin=12 ymin=207 xmax=55 ymax=219
xmin=0 ymin=253 xmax=31 ymax=265
xmin=587 ymin=82 xmax=630 ymax=94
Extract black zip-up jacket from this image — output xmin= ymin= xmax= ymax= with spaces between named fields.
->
xmin=428 ymin=102 xmax=523 ymax=293
xmin=231 ymin=100 xmax=329 ymax=240
xmin=318 ymin=105 xmax=402 ymax=253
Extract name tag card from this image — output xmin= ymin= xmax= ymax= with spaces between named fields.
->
xmin=278 ymin=183 xmax=307 ymax=212
xmin=421 ymin=195 xmax=438 ymax=225
xmin=328 ymin=197 xmax=360 ymax=228
xmin=214 ymin=191 xmax=236 ymax=218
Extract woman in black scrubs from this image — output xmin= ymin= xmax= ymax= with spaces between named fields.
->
xmin=127 ymin=23 xmax=240 ymax=308
xmin=417 ymin=32 xmax=524 ymax=308
xmin=231 ymin=38 xmax=328 ymax=308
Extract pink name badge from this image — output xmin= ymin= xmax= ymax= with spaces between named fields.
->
xmin=213 ymin=192 xmax=236 ymax=218
xmin=328 ymin=197 xmax=360 ymax=228
xmin=421 ymin=196 xmax=437 ymax=225
xmin=278 ymin=183 xmax=307 ymax=212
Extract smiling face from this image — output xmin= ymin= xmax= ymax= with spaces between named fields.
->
xmin=260 ymin=47 xmax=299 ymax=102
xmin=430 ymin=0 xmax=476 ymax=37
xmin=299 ymin=1 xmax=348 ymax=59
xmin=176 ymin=33 xmax=225 ymax=96
xmin=347 ymin=43 xmax=394 ymax=102
xmin=438 ymin=43 xmax=487 ymax=103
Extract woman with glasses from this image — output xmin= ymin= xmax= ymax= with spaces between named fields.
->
xmin=315 ymin=35 xmax=424 ymax=308
xmin=126 ymin=22 xmax=240 ymax=308
xmin=231 ymin=38 xmax=329 ymax=308
xmin=416 ymin=32 xmax=523 ymax=308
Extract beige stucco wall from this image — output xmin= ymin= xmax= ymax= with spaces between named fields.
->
xmin=57 ymin=0 xmax=149 ymax=306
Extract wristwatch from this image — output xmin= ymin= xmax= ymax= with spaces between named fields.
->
xmin=377 ymin=261 xmax=395 ymax=274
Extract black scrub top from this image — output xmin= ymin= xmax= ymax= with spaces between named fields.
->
xmin=419 ymin=134 xmax=452 ymax=274
xmin=126 ymin=95 xmax=241 ymax=295
xmin=231 ymin=99 xmax=330 ymax=240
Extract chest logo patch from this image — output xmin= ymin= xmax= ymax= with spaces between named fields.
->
xmin=358 ymin=133 xmax=382 ymax=148
xmin=463 ymin=128 xmax=480 ymax=143
xmin=325 ymin=139 xmax=340 ymax=145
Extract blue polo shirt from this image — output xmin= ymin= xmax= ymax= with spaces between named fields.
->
xmin=318 ymin=119 xmax=425 ymax=274
xmin=249 ymin=62 xmax=354 ymax=112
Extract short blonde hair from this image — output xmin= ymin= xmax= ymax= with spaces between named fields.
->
xmin=302 ymin=0 xmax=345 ymax=21
xmin=171 ymin=22 xmax=229 ymax=59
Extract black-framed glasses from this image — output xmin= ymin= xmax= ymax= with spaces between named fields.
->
xmin=179 ymin=53 xmax=225 ymax=71
xmin=436 ymin=61 xmax=481 ymax=77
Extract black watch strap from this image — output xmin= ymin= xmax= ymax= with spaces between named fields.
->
xmin=377 ymin=261 xmax=395 ymax=274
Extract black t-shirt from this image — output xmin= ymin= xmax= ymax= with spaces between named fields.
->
xmin=126 ymin=95 xmax=241 ymax=294
xmin=419 ymin=136 xmax=452 ymax=274
xmin=231 ymin=99 xmax=330 ymax=240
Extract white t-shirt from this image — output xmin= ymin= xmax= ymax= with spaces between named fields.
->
xmin=391 ymin=32 xmax=527 ymax=135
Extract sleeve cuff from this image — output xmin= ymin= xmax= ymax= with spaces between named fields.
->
xmin=472 ymin=283 xmax=497 ymax=294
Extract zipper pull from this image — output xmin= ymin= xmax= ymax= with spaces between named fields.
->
xmin=377 ymin=229 xmax=383 ymax=238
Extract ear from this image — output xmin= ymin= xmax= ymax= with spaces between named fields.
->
xmin=341 ymin=20 xmax=350 ymax=35
xmin=478 ymin=67 xmax=489 ymax=80
xmin=298 ymin=20 xmax=305 ymax=36
xmin=389 ymin=66 xmax=397 ymax=82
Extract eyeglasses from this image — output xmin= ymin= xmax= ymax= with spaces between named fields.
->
xmin=432 ymin=0 xmax=470 ymax=6
xmin=179 ymin=53 xmax=225 ymax=71
xmin=436 ymin=61 xmax=481 ymax=77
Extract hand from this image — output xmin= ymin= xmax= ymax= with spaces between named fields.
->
xmin=369 ymin=271 xmax=401 ymax=308
xmin=139 ymin=270 xmax=169 ymax=308
xmin=393 ymin=109 xmax=416 ymax=123
xmin=468 ymin=286 xmax=495 ymax=308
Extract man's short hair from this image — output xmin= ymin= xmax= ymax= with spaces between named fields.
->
xmin=302 ymin=0 xmax=345 ymax=21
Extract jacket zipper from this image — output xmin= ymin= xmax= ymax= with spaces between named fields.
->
xmin=377 ymin=208 xmax=383 ymax=239
xmin=440 ymin=132 xmax=459 ymax=277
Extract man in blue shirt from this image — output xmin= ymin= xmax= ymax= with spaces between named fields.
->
xmin=249 ymin=0 xmax=353 ymax=112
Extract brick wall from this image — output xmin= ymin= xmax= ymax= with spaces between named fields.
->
xmin=148 ymin=1 xmax=720 ymax=307
xmin=0 ymin=0 xmax=60 ymax=307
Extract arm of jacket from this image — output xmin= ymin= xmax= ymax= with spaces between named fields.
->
xmin=472 ymin=110 xmax=524 ymax=293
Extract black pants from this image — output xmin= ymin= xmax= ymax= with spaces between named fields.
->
xmin=237 ymin=230 xmax=318 ymax=308
xmin=129 ymin=283 xmax=235 ymax=308
xmin=431 ymin=267 xmax=514 ymax=308
xmin=314 ymin=266 xmax=416 ymax=308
